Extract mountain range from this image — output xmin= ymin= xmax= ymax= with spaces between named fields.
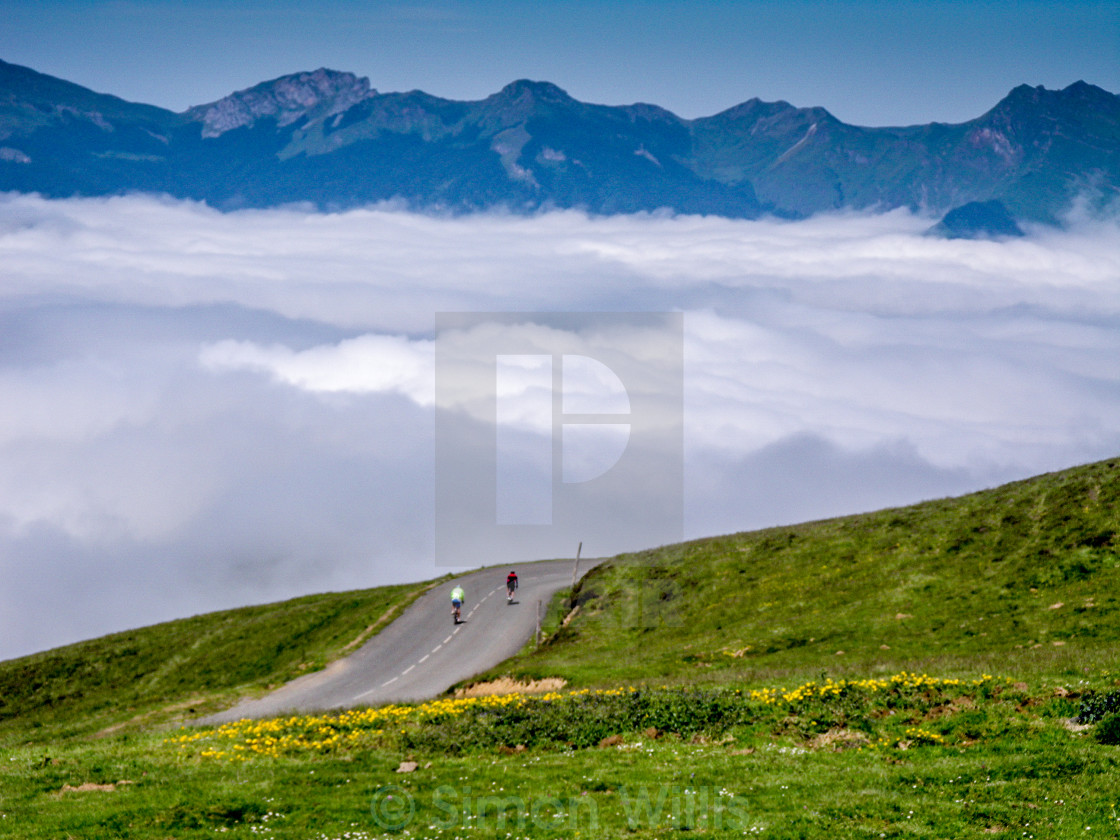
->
xmin=1 ymin=58 xmax=1118 ymax=229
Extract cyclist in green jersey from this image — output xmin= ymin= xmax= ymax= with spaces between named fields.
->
xmin=451 ymin=585 xmax=465 ymax=624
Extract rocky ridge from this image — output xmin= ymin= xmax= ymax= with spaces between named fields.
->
xmin=185 ymin=69 xmax=375 ymax=138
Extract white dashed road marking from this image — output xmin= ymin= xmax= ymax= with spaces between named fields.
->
xmin=354 ymin=675 xmax=398 ymax=698
xmin=353 ymin=579 xmax=536 ymax=703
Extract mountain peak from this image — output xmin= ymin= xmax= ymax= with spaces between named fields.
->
xmin=989 ymin=80 xmax=1117 ymax=116
xmin=486 ymin=78 xmax=577 ymax=113
xmin=713 ymin=97 xmax=795 ymax=120
xmin=470 ymin=79 xmax=579 ymax=133
xmin=491 ymin=79 xmax=573 ymax=105
xmin=929 ymin=200 xmax=1025 ymax=240
xmin=1059 ymin=79 xmax=1115 ymax=104
xmin=185 ymin=68 xmax=374 ymax=138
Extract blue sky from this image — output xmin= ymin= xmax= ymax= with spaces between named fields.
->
xmin=3 ymin=0 xmax=1117 ymax=125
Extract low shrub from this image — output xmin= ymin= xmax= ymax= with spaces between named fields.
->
xmin=1093 ymin=712 xmax=1120 ymax=746
xmin=1076 ymin=690 xmax=1120 ymax=724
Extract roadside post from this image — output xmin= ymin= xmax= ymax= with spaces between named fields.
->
xmin=571 ymin=541 xmax=582 ymax=610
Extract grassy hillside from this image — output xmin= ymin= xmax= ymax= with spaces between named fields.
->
xmin=2 ymin=457 xmax=1119 ymax=838
xmin=0 ymin=578 xmax=441 ymax=746
xmin=493 ymin=456 xmax=1120 ymax=687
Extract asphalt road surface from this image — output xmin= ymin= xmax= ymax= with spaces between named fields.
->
xmin=202 ymin=559 xmax=599 ymax=724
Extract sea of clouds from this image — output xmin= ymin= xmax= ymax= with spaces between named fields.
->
xmin=1 ymin=192 xmax=1118 ymax=660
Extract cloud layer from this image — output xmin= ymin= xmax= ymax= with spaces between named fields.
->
xmin=1 ymin=193 xmax=1118 ymax=659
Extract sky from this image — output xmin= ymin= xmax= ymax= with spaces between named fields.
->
xmin=1 ymin=0 xmax=1117 ymax=126
xmin=1 ymin=1 xmax=1119 ymax=660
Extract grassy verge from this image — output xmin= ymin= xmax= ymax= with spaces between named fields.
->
xmin=3 ymin=673 xmax=1120 ymax=837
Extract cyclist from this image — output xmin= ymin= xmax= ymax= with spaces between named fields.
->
xmin=451 ymin=584 xmax=464 ymax=624
xmin=506 ymin=570 xmax=518 ymax=602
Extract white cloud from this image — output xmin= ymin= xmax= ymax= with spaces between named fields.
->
xmin=0 ymin=192 xmax=1118 ymax=659
xmin=199 ymin=334 xmax=435 ymax=404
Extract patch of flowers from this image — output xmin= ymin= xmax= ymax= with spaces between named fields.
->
xmin=168 ymin=672 xmax=998 ymax=761
xmin=167 ymin=693 xmax=530 ymax=760
xmin=903 ymin=726 xmax=947 ymax=746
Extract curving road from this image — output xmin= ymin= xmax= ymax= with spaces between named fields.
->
xmin=201 ymin=558 xmax=599 ymax=724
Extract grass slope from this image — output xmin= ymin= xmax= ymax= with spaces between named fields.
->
xmin=494 ymin=456 xmax=1120 ymax=687
xmin=0 ymin=579 xmax=441 ymax=746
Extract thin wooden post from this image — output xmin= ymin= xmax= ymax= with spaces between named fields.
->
xmin=535 ymin=599 xmax=542 ymax=645
xmin=570 ymin=541 xmax=582 ymax=609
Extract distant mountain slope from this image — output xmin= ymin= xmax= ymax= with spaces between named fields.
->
xmin=0 ymin=58 xmax=1116 ymax=223
xmin=927 ymin=199 xmax=1025 ymax=239
xmin=690 ymin=81 xmax=1120 ymax=224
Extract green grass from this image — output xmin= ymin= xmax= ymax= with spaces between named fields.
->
xmin=490 ymin=456 xmax=1120 ymax=688
xmin=0 ymin=578 xmax=443 ymax=746
xmin=2 ymin=456 xmax=1119 ymax=837
xmin=4 ymin=677 xmax=1120 ymax=837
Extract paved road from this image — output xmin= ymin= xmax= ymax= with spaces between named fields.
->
xmin=201 ymin=558 xmax=599 ymax=724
